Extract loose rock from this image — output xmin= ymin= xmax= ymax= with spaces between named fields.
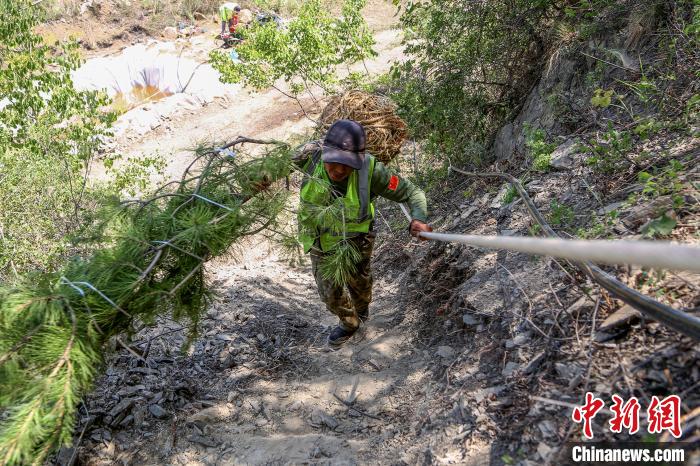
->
xmin=109 ymin=398 xmax=135 ymax=418
xmin=597 ymin=305 xmax=642 ymax=332
xmin=187 ymin=405 xmax=232 ymax=426
xmin=462 ymin=314 xmax=478 ymax=326
xmin=187 ymin=434 xmax=218 ymax=448
xmin=490 ymin=185 xmax=510 ymax=209
xmin=163 ymin=27 xmax=178 ymax=40
xmin=538 ymin=420 xmax=557 ymax=438
xmin=502 ymin=362 xmax=520 ymax=377
xmin=537 ymin=442 xmax=553 ymax=460
xmin=522 ymin=351 xmax=546 ymax=375
xmin=148 ymin=404 xmax=168 ymax=419
xmin=226 ymin=391 xmax=239 ymax=403
xmin=549 ymin=140 xmax=578 ymax=170
xmin=310 ymin=408 xmax=339 ymax=430
xmin=436 ymin=346 xmax=455 ymax=359
xmin=555 ymin=362 xmax=583 ymax=380
xmin=565 ymin=296 xmax=595 ymax=317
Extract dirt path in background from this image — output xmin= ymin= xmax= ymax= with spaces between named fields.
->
xmin=109 ymin=27 xmax=404 ymax=182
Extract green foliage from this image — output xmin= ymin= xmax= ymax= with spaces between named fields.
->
xmin=303 ymin=197 xmax=346 ymax=235
xmin=0 ymin=142 xmax=294 ymax=465
xmin=525 ymin=128 xmax=555 ymax=172
xmin=639 ymin=161 xmax=683 ymax=198
xmin=43 ymin=0 xmax=82 ymax=20
xmin=684 ymin=0 xmax=700 ymax=37
xmin=630 ymin=160 xmax=686 ymax=216
xmin=685 ymin=93 xmax=700 ymax=130
xmin=389 ymin=0 xmax=558 ymax=166
xmin=585 ymin=123 xmax=632 ymax=173
xmin=252 ymin=0 xmax=303 ymax=16
xmin=590 ymin=88 xmax=614 ymax=108
xmin=502 ymin=185 xmax=518 ymax=205
xmin=528 ymin=223 xmax=542 ymax=236
xmin=340 ymin=71 xmax=392 ymax=94
xmin=641 ymin=213 xmax=677 ymax=238
xmin=275 ymin=233 xmax=306 ymax=267
xmin=564 ymin=0 xmax=637 ymax=40
xmin=577 ymin=210 xmax=619 ymax=239
xmin=549 ymin=200 xmax=574 ymax=228
xmin=633 ymin=118 xmax=663 ymax=140
xmin=104 ymin=154 xmax=167 ymax=197
xmin=390 ymin=0 xmax=692 ymax=181
xmin=210 ymin=0 xmax=376 ymax=96
xmin=45 ymin=0 xmax=220 ymax=25
xmin=180 ymin=0 xmax=219 ymax=19
xmin=319 ymin=240 xmax=362 ymax=286
xmin=0 ymin=1 xmax=120 ymax=280
xmin=618 ymin=76 xmax=659 ymax=106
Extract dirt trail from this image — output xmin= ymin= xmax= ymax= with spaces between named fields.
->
xmin=106 ymin=26 xmax=402 ymax=183
xmin=79 ymin=7 xmax=462 ymax=465
xmin=93 ymin=241 xmax=479 ymax=465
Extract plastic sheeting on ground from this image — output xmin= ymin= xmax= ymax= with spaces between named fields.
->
xmin=72 ymin=39 xmax=241 ymax=137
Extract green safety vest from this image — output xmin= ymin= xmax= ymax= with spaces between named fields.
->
xmin=298 ymin=151 xmax=376 ymax=253
xmin=219 ymin=3 xmax=238 ymax=21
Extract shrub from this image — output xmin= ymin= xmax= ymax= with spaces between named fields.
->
xmin=0 ymin=1 xmax=157 ymax=280
xmin=389 ymin=0 xmax=559 ymax=167
xmin=210 ymin=0 xmax=376 ymax=96
xmin=525 ymin=128 xmax=555 ymax=172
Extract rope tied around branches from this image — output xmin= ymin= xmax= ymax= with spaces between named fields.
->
xmin=59 ymin=277 xmax=132 ymax=320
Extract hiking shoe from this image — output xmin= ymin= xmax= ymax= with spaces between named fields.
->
xmin=327 ymin=325 xmax=356 ymax=348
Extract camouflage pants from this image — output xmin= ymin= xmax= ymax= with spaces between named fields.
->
xmin=309 ymin=234 xmax=374 ymax=331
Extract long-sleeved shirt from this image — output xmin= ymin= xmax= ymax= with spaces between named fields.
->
xmin=292 ymin=144 xmax=428 ymax=222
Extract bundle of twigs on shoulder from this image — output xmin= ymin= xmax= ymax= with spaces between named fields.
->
xmin=0 ymin=138 xmax=293 ymax=465
xmin=319 ymin=90 xmax=408 ymax=164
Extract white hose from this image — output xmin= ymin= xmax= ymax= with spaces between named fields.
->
xmin=400 ymin=203 xmax=700 ymax=273
xmin=418 ymin=232 xmax=700 ymax=273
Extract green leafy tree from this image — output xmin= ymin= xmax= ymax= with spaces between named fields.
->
xmin=389 ymin=0 xmax=558 ymax=166
xmin=0 ymin=0 xmax=116 ymax=280
xmin=210 ymin=0 xmax=376 ymax=99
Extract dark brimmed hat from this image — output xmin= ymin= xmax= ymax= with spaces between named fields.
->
xmin=321 ymin=119 xmax=366 ymax=170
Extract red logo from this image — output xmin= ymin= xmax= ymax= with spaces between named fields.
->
xmin=572 ymin=392 xmax=605 ymax=439
xmin=388 ymin=175 xmax=399 ymax=191
xmin=647 ymin=395 xmax=682 ymax=438
xmin=609 ymin=394 xmax=641 ymax=434
xmin=570 ymin=393 xmax=684 ymax=439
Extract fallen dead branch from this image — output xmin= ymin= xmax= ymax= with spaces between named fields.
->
xmin=446 ymin=167 xmax=700 ymax=341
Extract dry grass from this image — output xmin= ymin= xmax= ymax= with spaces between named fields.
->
xmin=320 ymin=90 xmax=408 ymax=164
xmin=44 ymin=0 xmax=82 ymax=20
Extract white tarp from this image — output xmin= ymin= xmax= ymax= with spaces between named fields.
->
xmin=72 ymin=39 xmax=241 ymax=137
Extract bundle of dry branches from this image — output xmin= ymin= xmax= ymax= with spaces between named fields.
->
xmin=319 ymin=90 xmax=408 ymax=164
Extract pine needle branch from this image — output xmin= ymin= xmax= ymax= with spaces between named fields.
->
xmin=319 ymin=240 xmax=362 ymax=287
xmin=0 ymin=138 xmax=295 ymax=464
